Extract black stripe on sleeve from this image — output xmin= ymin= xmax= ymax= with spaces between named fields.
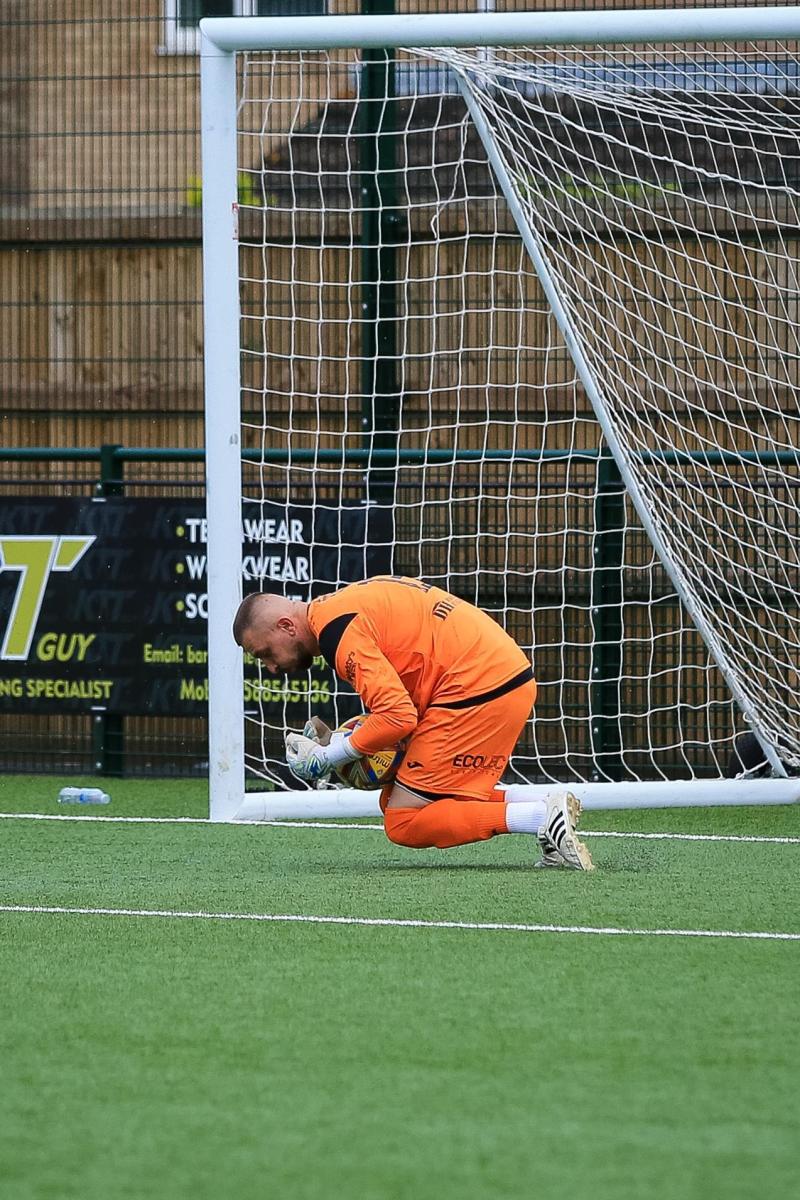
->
xmin=317 ymin=612 xmax=357 ymax=671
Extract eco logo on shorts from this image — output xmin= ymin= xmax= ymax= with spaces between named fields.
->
xmin=0 ymin=536 xmax=96 ymax=660
xmin=451 ymin=753 xmax=507 ymax=770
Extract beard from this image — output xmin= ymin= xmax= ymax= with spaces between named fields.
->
xmin=292 ymin=643 xmax=316 ymax=672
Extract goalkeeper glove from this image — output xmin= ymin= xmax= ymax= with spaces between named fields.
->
xmin=285 ymin=728 xmax=361 ymax=784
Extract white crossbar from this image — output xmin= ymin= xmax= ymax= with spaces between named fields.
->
xmin=200 ymin=8 xmax=800 ymax=53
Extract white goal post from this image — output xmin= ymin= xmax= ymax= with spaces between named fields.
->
xmin=200 ymin=7 xmax=800 ymax=821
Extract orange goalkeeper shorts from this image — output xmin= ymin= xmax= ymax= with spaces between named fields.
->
xmin=393 ymin=667 xmax=537 ymax=803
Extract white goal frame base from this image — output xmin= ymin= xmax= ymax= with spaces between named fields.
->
xmin=234 ymin=779 xmax=800 ymax=822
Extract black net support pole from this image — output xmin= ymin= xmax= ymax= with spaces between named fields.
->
xmin=590 ymin=450 xmax=625 ymax=781
xmin=359 ymin=0 xmax=402 ymax=555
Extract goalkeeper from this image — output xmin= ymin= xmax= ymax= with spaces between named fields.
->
xmin=233 ymin=576 xmax=592 ymax=869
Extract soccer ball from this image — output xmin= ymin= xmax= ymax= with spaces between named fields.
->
xmin=334 ymin=715 xmax=405 ymax=790
xmin=725 ymin=731 xmax=771 ymax=779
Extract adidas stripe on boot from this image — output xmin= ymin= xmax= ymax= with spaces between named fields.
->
xmin=535 ymin=790 xmax=594 ymax=871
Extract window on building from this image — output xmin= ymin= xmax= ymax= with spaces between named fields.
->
xmin=162 ymin=0 xmax=325 ymax=55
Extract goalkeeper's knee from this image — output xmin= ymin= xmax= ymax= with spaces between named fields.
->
xmin=383 ymin=799 xmax=507 ymax=849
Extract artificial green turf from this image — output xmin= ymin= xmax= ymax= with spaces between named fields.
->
xmin=4 ymin=772 xmax=800 ymax=837
xmin=1 ymin=777 xmax=799 ymax=1200
xmin=2 ymin=915 xmax=797 ymax=1200
xmin=0 ymin=774 xmax=207 ymax=818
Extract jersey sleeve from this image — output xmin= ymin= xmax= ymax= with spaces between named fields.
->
xmin=334 ymin=616 xmax=419 ymax=754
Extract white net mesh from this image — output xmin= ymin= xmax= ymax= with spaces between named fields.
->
xmin=432 ymin=40 xmax=800 ymax=769
xmin=231 ymin=38 xmax=800 ymax=788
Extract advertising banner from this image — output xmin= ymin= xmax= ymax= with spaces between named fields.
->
xmin=0 ymin=497 xmax=391 ymax=715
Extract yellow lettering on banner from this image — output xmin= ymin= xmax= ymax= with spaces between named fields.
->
xmin=243 ymin=678 xmax=331 ymax=705
xmin=36 ymin=632 xmax=97 ymax=663
xmin=0 ymin=536 xmax=96 ymax=660
xmin=143 ymin=643 xmax=184 ymax=665
xmin=180 ymin=678 xmax=209 ymax=702
xmin=25 ymin=679 xmax=114 ymax=701
xmin=0 ymin=678 xmax=23 ymax=699
xmin=174 ymin=675 xmax=331 ymax=706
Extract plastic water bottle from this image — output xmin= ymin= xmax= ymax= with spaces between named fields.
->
xmin=57 ymin=787 xmax=110 ymax=806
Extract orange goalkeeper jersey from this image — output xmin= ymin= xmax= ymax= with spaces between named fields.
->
xmin=307 ymin=576 xmax=533 ymax=756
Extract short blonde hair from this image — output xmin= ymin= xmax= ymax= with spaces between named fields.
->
xmin=232 ymin=592 xmax=272 ymax=645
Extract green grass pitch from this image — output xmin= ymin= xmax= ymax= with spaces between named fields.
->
xmin=1 ymin=775 xmax=798 ymax=1200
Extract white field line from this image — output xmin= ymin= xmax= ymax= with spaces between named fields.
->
xmin=0 ymin=812 xmax=219 ymax=825
xmin=1 ymin=811 xmax=799 ymax=846
xmin=0 ymin=902 xmax=797 ymax=941
xmin=0 ymin=812 xmax=380 ymax=829
xmin=579 ymin=829 xmax=800 ymax=845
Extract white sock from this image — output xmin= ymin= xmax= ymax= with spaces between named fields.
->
xmin=505 ymin=800 xmax=547 ymax=835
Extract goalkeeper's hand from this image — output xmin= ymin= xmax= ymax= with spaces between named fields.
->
xmin=285 ymin=727 xmax=361 ymax=783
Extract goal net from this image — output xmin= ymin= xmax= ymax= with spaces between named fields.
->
xmin=199 ymin=10 xmax=800 ymax=819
